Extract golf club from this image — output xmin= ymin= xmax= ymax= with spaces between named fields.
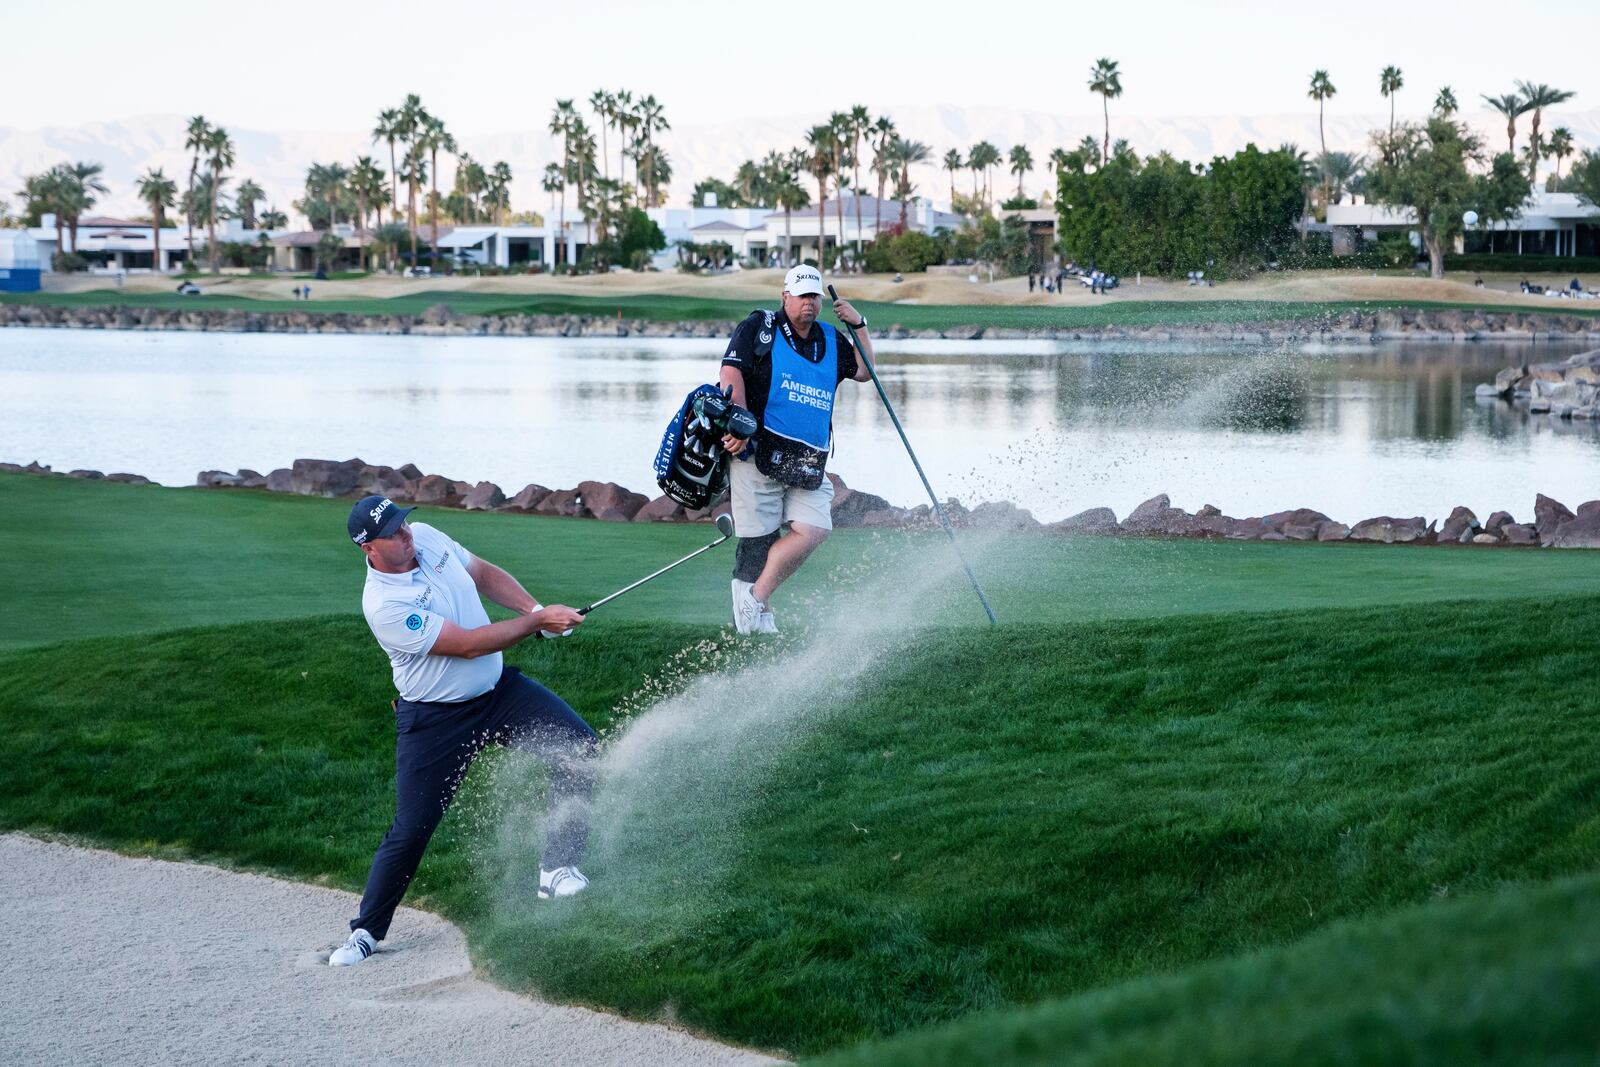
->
xmin=539 ymin=513 xmax=736 ymax=637
xmin=828 ymin=285 xmax=998 ymax=625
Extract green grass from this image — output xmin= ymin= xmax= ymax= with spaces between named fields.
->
xmin=7 ymin=286 xmax=1599 ymax=330
xmin=9 ymin=472 xmax=1600 ymax=651
xmin=6 ymin=474 xmax=1600 ymax=1061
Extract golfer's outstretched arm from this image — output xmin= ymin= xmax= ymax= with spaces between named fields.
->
xmin=466 ymin=555 xmax=540 ymax=614
xmin=429 ymin=606 xmax=585 ymax=659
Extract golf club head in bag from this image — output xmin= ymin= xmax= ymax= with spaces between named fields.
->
xmin=654 ymin=384 xmax=757 ymax=510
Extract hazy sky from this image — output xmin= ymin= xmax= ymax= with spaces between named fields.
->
xmin=8 ymin=0 xmax=1596 ymax=132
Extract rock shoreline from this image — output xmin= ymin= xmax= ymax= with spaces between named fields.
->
xmin=1479 ymin=348 xmax=1600 ymax=419
xmin=7 ymin=457 xmax=1599 ymax=550
xmin=5 ymin=301 xmax=1600 ymax=343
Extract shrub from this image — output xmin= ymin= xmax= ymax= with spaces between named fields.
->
xmin=1443 ymin=253 xmax=1600 ymax=274
xmin=51 ymin=251 xmax=88 ymax=272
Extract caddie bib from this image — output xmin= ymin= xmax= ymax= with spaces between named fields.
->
xmin=756 ymin=320 xmax=838 ymax=488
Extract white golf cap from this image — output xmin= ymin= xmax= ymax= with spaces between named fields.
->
xmin=783 ymin=264 xmax=826 ymax=296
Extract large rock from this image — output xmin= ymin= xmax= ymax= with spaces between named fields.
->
xmin=196 ymin=470 xmax=241 ymax=487
xmin=577 ymin=480 xmax=649 ymax=521
xmin=1437 ymin=506 xmax=1480 ymax=544
xmin=632 ymin=494 xmax=688 ymax=522
xmin=1503 ymin=523 xmax=1539 ymax=545
xmin=1484 ymin=510 xmax=1515 ymax=532
xmin=461 ymin=481 xmax=506 ymax=511
xmin=533 ymin=488 xmax=586 ymax=517
xmin=1534 ymin=494 xmax=1575 ymax=544
xmin=502 ymin=483 xmax=553 ymax=512
xmin=966 ymin=501 xmax=1040 ymax=531
xmin=1262 ymin=508 xmax=1332 ymax=533
xmin=357 ymin=464 xmax=408 ymax=497
xmin=104 ymin=472 xmax=153 ymax=485
xmin=406 ymin=474 xmax=463 ymax=505
xmin=236 ymin=469 xmax=266 ymax=489
xmin=1348 ymin=515 xmax=1432 ymax=544
xmin=397 ymin=462 xmax=424 ymax=480
xmin=1052 ymin=507 xmax=1120 ymax=534
xmin=290 ymin=457 xmax=365 ymax=497
xmin=1549 ymin=500 xmax=1600 ymax=548
xmin=265 ymin=468 xmax=294 ymax=493
xmin=826 ymin=473 xmax=892 ymax=528
xmin=859 ymin=506 xmax=913 ymax=528
xmin=1316 ymin=521 xmax=1351 ymax=541
xmin=1122 ymin=493 xmax=1173 ymax=532
xmin=67 ymin=469 xmax=105 ymax=480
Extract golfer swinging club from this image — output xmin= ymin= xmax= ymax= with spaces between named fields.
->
xmin=328 ymin=495 xmax=597 ymax=967
xmin=720 ymin=264 xmax=874 ymax=634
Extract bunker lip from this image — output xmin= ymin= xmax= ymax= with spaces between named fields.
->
xmin=0 ymin=833 xmax=784 ymax=1067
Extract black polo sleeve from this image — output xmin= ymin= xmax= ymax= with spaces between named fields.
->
xmin=721 ymin=311 xmax=766 ymax=373
xmin=834 ymin=326 xmax=859 ymax=383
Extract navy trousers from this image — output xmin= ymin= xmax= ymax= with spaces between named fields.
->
xmin=351 ymin=666 xmax=598 ymax=939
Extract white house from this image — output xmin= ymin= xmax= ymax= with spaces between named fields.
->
xmin=1327 ymin=191 xmax=1600 ymax=257
xmin=26 ymin=215 xmax=283 ymax=273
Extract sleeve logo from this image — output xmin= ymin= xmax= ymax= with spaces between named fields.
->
xmin=405 ymin=613 xmax=423 ymax=631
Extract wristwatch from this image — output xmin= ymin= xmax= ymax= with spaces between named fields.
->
xmin=848 ymin=316 xmax=867 ymax=330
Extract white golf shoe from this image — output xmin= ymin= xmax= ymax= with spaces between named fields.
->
xmin=539 ymin=866 xmax=589 ymax=899
xmin=757 ymin=610 xmax=779 ymax=634
xmin=329 ymin=928 xmax=376 ymax=967
xmin=732 ymin=580 xmax=765 ymax=635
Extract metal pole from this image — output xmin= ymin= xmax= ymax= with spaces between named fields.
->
xmin=828 ymin=286 xmax=998 ymax=625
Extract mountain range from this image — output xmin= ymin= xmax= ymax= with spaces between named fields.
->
xmin=4 ymin=105 xmax=1596 ymax=226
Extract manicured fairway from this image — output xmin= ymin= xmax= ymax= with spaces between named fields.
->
xmin=8 ymin=288 xmax=1599 ymax=331
xmin=3 ymin=473 xmax=1598 ymax=1062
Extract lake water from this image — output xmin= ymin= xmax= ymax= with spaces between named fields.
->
xmin=2 ymin=327 xmax=1596 ymax=523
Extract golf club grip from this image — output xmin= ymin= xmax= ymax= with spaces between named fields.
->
xmin=826 ymin=285 xmax=838 ymax=300
xmin=577 ymin=606 xmax=591 ymax=615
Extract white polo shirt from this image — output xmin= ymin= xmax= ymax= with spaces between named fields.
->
xmin=361 ymin=522 xmax=502 ymax=703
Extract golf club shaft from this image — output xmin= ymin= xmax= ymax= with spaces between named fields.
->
xmin=828 ymin=286 xmax=998 ymax=625
xmin=579 ymin=530 xmax=732 ymax=615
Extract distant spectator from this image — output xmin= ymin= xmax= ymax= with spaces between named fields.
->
xmin=1474 ymin=276 xmax=1484 ymax=287
xmin=1028 ymin=271 xmax=1036 ymax=292
xmin=1571 ymin=277 xmax=1583 ymax=292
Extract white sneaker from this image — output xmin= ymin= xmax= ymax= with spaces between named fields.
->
xmin=539 ymin=866 xmax=589 ymax=899
xmin=757 ymin=610 xmax=779 ymax=634
xmin=732 ymin=580 xmax=764 ymax=635
xmin=329 ymin=928 xmax=376 ymax=967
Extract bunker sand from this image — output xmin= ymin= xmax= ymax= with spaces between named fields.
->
xmin=0 ymin=834 xmax=782 ymax=1066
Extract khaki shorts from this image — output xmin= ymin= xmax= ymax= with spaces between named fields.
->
xmin=729 ymin=457 xmax=834 ymax=537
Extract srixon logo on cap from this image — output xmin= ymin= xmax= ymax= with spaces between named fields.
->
xmin=369 ymin=499 xmax=394 ymax=522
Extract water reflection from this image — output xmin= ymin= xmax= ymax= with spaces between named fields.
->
xmin=1 ymin=329 xmax=1596 ymax=522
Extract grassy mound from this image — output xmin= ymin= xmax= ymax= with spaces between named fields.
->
xmin=5 ymin=591 xmax=1597 ymax=1057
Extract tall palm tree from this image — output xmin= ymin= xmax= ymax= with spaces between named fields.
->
xmin=372 ymin=107 xmax=402 ymax=216
xmin=1379 ymin=65 xmax=1404 ymax=141
xmin=892 ymin=139 xmax=930 ymax=228
xmin=570 ymin=119 xmax=598 ymax=245
xmin=233 ymin=179 xmax=264 ymax=229
xmin=1515 ymin=81 xmax=1576 ymax=185
xmin=349 ymin=157 xmax=386 ymax=267
xmin=942 ymin=148 xmax=964 ymax=207
xmin=772 ymin=148 xmax=810 ymax=267
xmin=827 ymin=111 xmax=853 ymax=256
xmin=969 ymin=142 xmax=1001 ymax=208
xmin=204 ymin=127 xmax=235 ymax=272
xmin=870 ymin=116 xmax=897 ymax=235
xmin=1307 ymin=71 xmax=1336 ymax=159
xmin=418 ymin=115 xmax=453 ymax=263
xmin=397 ymin=94 xmax=427 ymax=266
xmin=613 ymin=89 xmax=635 ymax=186
xmin=1088 ymin=58 xmax=1123 ymax=165
xmin=59 ymin=163 xmax=109 ymax=254
xmin=183 ymin=115 xmax=212 ymax=267
xmin=635 ymin=94 xmax=670 ymax=208
xmin=1482 ymin=91 xmax=1531 ymax=158
xmin=1433 ymin=86 xmax=1458 ymax=117
xmin=589 ymin=90 xmax=613 ymax=180
xmin=136 ymin=168 xmax=177 ymax=272
xmin=1317 ymin=151 xmax=1365 ymax=205
xmin=489 ymin=161 xmax=513 ymax=225
xmin=541 ymin=162 xmax=565 ymax=234
xmin=1008 ymin=144 xmax=1034 ymax=201
xmin=1548 ymin=127 xmax=1575 ymax=191
xmin=847 ymin=104 xmax=871 ymax=257
xmin=258 ymin=208 xmax=287 ymax=231
xmin=805 ymin=125 xmax=836 ymax=265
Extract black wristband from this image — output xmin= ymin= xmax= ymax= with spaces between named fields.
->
xmin=848 ymin=317 xmax=867 ymax=330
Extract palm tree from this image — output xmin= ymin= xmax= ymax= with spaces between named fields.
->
xmin=969 ymin=142 xmax=1001 ymax=208
xmin=1433 ymin=86 xmax=1458 ymax=117
xmin=870 ymin=116 xmax=897 ymax=235
xmin=549 ymin=99 xmax=579 ymax=250
xmin=942 ymin=148 xmax=964 ymax=207
xmin=1088 ymin=58 xmax=1123 ymax=165
xmin=233 ymin=179 xmax=264 ymax=229
xmin=418 ymin=115 xmax=453 ymax=264
xmin=202 ymin=127 xmax=235 ymax=272
xmin=827 ymin=111 xmax=853 ymax=256
xmin=349 ymin=157 xmax=386 ymax=268
xmin=258 ymin=208 xmax=287 ymax=231
xmin=1316 ymin=151 xmax=1365 ymax=205
xmin=1548 ymin=127 xmax=1575 ymax=191
xmin=1379 ymin=66 xmax=1404 ymax=141
xmin=372 ymin=107 xmax=403 ymax=216
xmin=805 ymin=125 xmax=836 ymax=265
xmin=1482 ymin=91 xmax=1531 ymax=158
xmin=60 ymin=162 xmax=108 ymax=257
xmin=136 ymin=168 xmax=177 ymax=272
xmin=1307 ymin=71 xmax=1336 ymax=159
xmin=1008 ymin=144 xmax=1034 ymax=201
xmin=771 ymin=148 xmax=810 ymax=267
xmin=1522 ymin=133 xmax=1547 ymax=189
xmin=489 ymin=161 xmax=513 ymax=225
xmin=589 ymin=90 xmax=613 ymax=180
xmin=397 ymin=94 xmax=427 ymax=267
xmin=635 ymin=94 xmax=669 ymax=207
xmin=183 ymin=115 xmax=212 ymax=267
xmin=847 ymin=104 xmax=871 ymax=257
xmin=541 ymin=162 xmax=565 ymax=234
xmin=570 ymin=119 xmax=598 ymax=246
xmin=1515 ymin=81 xmax=1576 ymax=185
xmin=892 ymin=139 xmax=930 ymax=228
xmin=613 ymin=89 xmax=636 ymax=186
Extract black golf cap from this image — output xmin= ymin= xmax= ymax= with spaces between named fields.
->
xmin=348 ymin=495 xmax=415 ymax=545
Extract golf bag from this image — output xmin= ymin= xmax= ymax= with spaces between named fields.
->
xmin=654 ymin=384 xmax=758 ymax=510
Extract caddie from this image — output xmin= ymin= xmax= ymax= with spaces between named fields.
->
xmin=328 ymin=495 xmax=597 ymax=967
xmin=719 ymin=264 xmax=874 ymax=634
